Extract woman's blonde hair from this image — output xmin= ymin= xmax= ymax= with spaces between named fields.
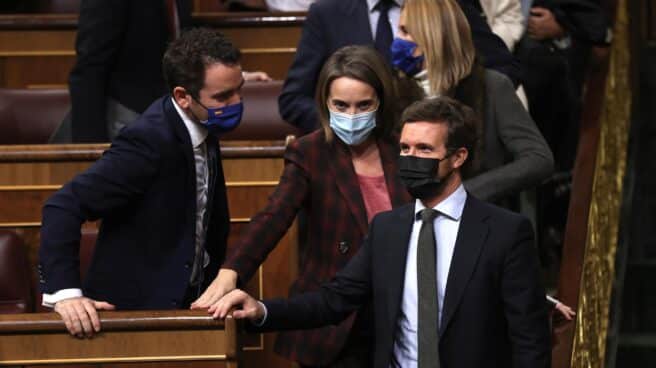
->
xmin=402 ymin=0 xmax=476 ymax=95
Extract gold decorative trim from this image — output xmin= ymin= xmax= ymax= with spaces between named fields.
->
xmin=0 ymin=182 xmax=277 ymax=191
xmin=27 ymin=84 xmax=68 ymax=89
xmin=0 ymin=50 xmax=75 ymax=57
xmin=227 ymin=181 xmax=279 ymax=187
xmin=0 ymin=354 xmax=228 ymax=365
xmin=0 ymin=219 xmax=250 ymax=228
xmin=0 ymin=222 xmax=41 ymax=228
xmin=571 ymin=0 xmax=632 ymax=367
xmin=241 ymin=47 xmax=296 ymax=54
xmin=0 ymin=185 xmax=61 ymax=191
xmin=239 ymin=266 xmax=266 ymax=352
xmin=258 ymin=265 xmax=264 ymax=300
xmin=243 ymin=340 xmax=264 ymax=351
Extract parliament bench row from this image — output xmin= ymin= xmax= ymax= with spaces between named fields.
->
xmin=0 ymin=80 xmax=299 ymax=144
xmin=0 ymin=228 xmax=97 ymax=314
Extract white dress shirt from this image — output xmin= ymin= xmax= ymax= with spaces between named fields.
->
xmin=391 ymin=184 xmax=467 ymax=367
xmin=265 ymin=0 xmax=315 ymax=11
xmin=366 ymin=0 xmax=403 ymax=40
xmin=479 ymin=0 xmax=525 ymax=51
xmin=172 ymin=98 xmax=211 ymax=286
xmin=42 ymin=98 xmax=209 ymax=307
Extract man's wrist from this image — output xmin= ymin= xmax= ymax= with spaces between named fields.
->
xmin=252 ymin=301 xmax=268 ymax=326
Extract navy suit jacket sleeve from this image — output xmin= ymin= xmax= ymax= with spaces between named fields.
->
xmin=277 ymin=1 xmax=328 ymax=133
xmin=69 ymin=0 xmax=130 ymax=142
xmin=39 ymin=127 xmax=160 ymax=293
xmin=502 ymin=217 xmax=552 ymax=367
xmin=261 ymin=216 xmax=376 ymax=331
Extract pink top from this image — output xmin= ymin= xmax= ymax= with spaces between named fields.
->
xmin=357 ymin=174 xmax=393 ymax=223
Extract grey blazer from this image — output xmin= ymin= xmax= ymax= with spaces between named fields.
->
xmin=464 ymin=70 xmax=554 ymax=201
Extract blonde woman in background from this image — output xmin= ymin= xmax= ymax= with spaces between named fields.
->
xmin=392 ymin=0 xmax=552 ymax=204
xmin=392 ymin=0 xmax=574 ymax=320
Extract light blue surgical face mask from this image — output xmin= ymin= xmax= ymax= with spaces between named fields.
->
xmin=328 ymin=108 xmax=377 ymax=146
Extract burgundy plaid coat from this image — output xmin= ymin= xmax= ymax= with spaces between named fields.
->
xmin=223 ymin=130 xmax=410 ymax=365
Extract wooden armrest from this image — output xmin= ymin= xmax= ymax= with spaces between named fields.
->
xmin=0 ymin=310 xmax=241 ymax=366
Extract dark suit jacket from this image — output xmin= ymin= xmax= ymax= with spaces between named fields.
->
xmin=532 ymin=0 xmax=610 ymax=45
xmin=278 ymin=0 xmax=521 ymax=133
xmin=223 ymin=130 xmax=411 ymax=365
xmin=262 ymin=195 xmax=551 ymax=368
xmin=39 ymin=96 xmax=230 ymax=310
xmin=69 ymin=0 xmax=192 ymax=142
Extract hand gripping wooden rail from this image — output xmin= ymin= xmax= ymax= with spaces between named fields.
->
xmin=0 ymin=310 xmax=241 ymax=366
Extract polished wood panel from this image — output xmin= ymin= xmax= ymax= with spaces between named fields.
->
xmin=0 ymin=185 xmax=276 ymax=223
xmin=550 ymin=2 xmax=618 ymax=367
xmin=0 ymin=12 xmax=303 ymax=87
xmin=0 ymin=142 xmax=296 ymax=368
xmin=0 ymin=311 xmax=238 ymax=366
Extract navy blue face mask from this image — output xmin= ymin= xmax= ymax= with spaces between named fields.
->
xmin=390 ymin=38 xmax=425 ymax=77
xmin=192 ymin=96 xmax=243 ymax=135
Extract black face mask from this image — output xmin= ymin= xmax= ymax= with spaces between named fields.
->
xmin=398 ymin=155 xmax=452 ymax=199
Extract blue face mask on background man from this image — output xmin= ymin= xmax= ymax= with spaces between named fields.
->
xmin=328 ymin=108 xmax=377 ymax=146
xmin=193 ymin=96 xmax=244 ymax=135
xmin=390 ymin=38 xmax=425 ymax=77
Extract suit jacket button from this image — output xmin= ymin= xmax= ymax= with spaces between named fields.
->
xmin=184 ymin=262 xmax=191 ymax=269
xmin=338 ymin=241 xmax=349 ymax=254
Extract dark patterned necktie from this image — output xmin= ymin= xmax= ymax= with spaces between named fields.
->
xmin=417 ymin=208 xmax=440 ymax=368
xmin=374 ymin=0 xmax=394 ymax=62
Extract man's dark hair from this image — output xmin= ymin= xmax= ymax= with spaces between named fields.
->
xmin=162 ymin=27 xmax=241 ymax=97
xmin=401 ymin=96 xmax=481 ymax=178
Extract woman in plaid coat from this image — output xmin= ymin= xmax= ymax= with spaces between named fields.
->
xmin=192 ymin=45 xmax=411 ymax=367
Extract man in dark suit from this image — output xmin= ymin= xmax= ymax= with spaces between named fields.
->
xmin=214 ymin=96 xmax=551 ymax=367
xmin=39 ymin=28 xmax=242 ymax=337
xmin=62 ymin=0 xmax=269 ymax=143
xmin=279 ymin=0 xmax=522 ymax=133
xmin=66 ymin=0 xmax=193 ymax=142
xmin=518 ymin=0 xmax=610 ymax=272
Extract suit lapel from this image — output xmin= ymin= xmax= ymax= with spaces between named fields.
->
xmin=328 ymin=139 xmax=369 ymax=235
xmin=384 ymin=204 xmax=415 ymax=327
xmin=165 ymin=96 xmax=198 ymax=229
xmin=338 ymin=0 xmax=374 ymax=44
xmin=439 ymin=196 xmax=489 ymax=337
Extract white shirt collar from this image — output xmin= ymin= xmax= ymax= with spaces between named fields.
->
xmin=171 ymin=97 xmax=208 ymax=149
xmin=367 ymin=0 xmax=403 ymax=12
xmin=413 ymin=70 xmax=434 ymax=97
xmin=414 ymin=184 xmax=467 ymax=221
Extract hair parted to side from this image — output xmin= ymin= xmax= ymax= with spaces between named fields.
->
xmin=402 ymin=0 xmax=475 ymax=95
xmin=162 ymin=27 xmax=241 ymax=98
xmin=316 ymin=45 xmax=399 ymax=143
xmin=401 ymin=96 xmax=480 ymax=177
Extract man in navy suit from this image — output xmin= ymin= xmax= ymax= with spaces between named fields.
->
xmin=214 ymin=97 xmax=551 ymax=368
xmin=279 ymin=0 xmax=522 ymax=133
xmin=38 ymin=28 xmax=243 ymax=337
